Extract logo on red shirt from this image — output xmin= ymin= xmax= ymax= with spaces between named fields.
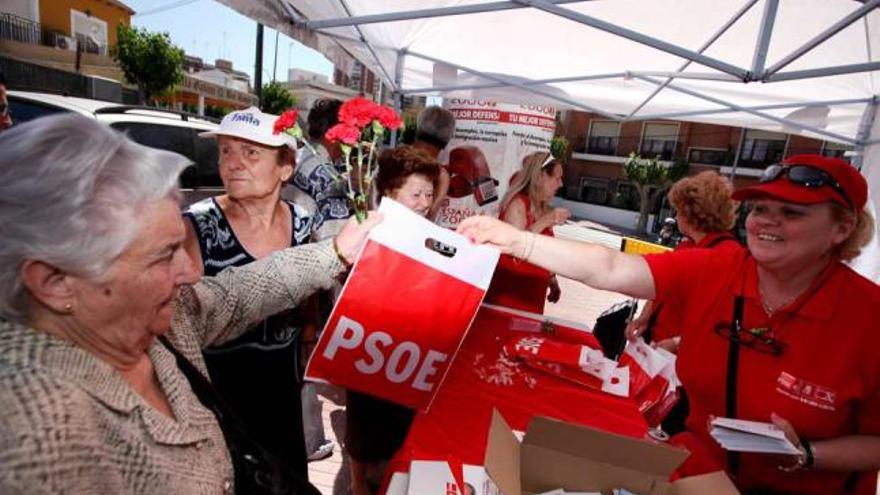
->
xmin=776 ymin=371 xmax=837 ymax=411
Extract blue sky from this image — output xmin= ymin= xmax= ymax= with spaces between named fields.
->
xmin=125 ymin=0 xmax=334 ymax=83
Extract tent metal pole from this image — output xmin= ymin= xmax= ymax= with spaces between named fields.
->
xmin=764 ymin=61 xmax=880 ymax=82
xmin=336 ymin=0 xmax=397 ymax=91
xmin=635 ymin=75 xmax=860 ymax=145
xmin=763 ymin=0 xmax=880 ymax=78
xmin=391 ymin=50 xmax=406 ymax=147
xmin=626 ymin=0 xmax=758 ymax=119
xmin=301 ymin=0 xmax=587 ymax=29
xmin=625 ymin=71 xmax=741 ymax=82
xmin=729 ymin=127 xmax=747 ymax=181
xmin=402 ymin=73 xmax=627 ymax=94
xmin=634 ymin=97 xmax=873 ymax=121
xmin=749 ymin=0 xmax=778 ymax=77
xmin=512 ymin=0 xmax=750 ymax=80
xmin=853 ymin=98 xmax=879 ymax=162
xmin=406 ymin=49 xmax=624 ymax=119
xmin=306 ymin=28 xmax=397 ymax=51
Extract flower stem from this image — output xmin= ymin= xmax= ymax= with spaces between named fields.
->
xmin=366 ymin=133 xmax=379 ymax=183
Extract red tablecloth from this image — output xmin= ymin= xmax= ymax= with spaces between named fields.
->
xmin=385 ymin=305 xmax=649 ymax=486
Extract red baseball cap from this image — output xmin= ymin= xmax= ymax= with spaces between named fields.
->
xmin=732 ymin=154 xmax=867 ymax=211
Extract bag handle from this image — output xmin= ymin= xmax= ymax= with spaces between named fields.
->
xmin=724 ymin=296 xmax=744 ymax=476
xmin=158 ymin=336 xmax=320 ymax=495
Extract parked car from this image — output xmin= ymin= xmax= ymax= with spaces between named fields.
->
xmin=8 ymin=91 xmax=223 ymax=205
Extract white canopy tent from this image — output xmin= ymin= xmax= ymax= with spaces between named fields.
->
xmin=214 ymin=0 xmax=880 ymax=280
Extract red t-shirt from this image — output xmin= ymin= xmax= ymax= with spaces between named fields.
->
xmin=645 ymin=246 xmax=880 ymax=494
xmin=649 ymin=231 xmax=740 ymax=342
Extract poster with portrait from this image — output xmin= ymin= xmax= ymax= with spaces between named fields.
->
xmin=435 ymin=99 xmax=558 ymax=229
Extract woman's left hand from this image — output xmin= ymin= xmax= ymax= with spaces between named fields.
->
xmin=771 ymin=412 xmax=812 ymax=471
xmin=335 ymin=212 xmax=383 ymax=265
xmin=771 ymin=412 xmax=802 ymax=447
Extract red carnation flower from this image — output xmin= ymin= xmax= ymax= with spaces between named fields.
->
xmin=273 ymin=110 xmax=298 ymax=135
xmin=325 ymin=123 xmax=361 ymax=146
xmin=374 ymin=105 xmax=403 ymax=130
xmin=338 ymin=97 xmax=378 ymax=128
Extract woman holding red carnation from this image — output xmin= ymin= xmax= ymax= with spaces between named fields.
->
xmin=346 ymin=145 xmax=442 ymax=495
xmin=182 ymin=106 xmax=317 ymax=480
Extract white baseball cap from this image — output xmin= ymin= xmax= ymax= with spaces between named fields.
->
xmin=200 ymin=106 xmax=297 ymax=148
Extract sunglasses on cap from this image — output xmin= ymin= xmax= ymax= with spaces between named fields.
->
xmin=760 ymin=164 xmax=852 ymax=209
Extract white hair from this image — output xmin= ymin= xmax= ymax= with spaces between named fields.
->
xmin=0 ymin=114 xmax=190 ymax=322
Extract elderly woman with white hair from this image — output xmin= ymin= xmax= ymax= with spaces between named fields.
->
xmin=0 ymin=114 xmax=377 ymax=494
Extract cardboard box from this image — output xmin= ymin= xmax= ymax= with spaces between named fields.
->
xmin=484 ymin=410 xmax=740 ymax=495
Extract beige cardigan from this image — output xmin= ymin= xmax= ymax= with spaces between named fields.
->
xmin=0 ymin=241 xmax=344 ymax=494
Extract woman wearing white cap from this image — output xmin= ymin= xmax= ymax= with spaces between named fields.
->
xmin=183 ymin=107 xmax=316 ymax=479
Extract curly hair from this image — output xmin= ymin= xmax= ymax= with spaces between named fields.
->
xmin=667 ymin=171 xmax=737 ymax=233
xmin=832 ymin=206 xmax=875 ymax=261
xmin=376 ymin=145 xmax=441 ymax=196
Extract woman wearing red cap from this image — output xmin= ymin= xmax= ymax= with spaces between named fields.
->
xmin=458 ymin=154 xmax=880 ymax=494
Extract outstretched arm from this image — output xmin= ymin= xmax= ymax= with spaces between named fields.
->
xmin=458 ymin=215 xmax=656 ymax=299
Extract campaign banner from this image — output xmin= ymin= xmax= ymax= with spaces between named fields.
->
xmin=305 ymin=198 xmax=499 ymax=411
xmin=436 ymin=99 xmax=558 ymax=229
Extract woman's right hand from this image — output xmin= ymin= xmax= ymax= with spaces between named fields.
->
xmin=335 ymin=212 xmax=384 ymax=265
xmin=552 ymin=207 xmax=571 ymax=225
xmin=625 ymin=317 xmax=648 ymax=341
xmin=457 ymin=215 xmax=528 ymax=256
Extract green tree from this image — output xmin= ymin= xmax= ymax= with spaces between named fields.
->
xmin=113 ymin=24 xmax=184 ymax=105
xmin=550 ymin=135 xmax=570 ymax=163
xmin=400 ymin=113 xmax=417 ymax=144
xmin=623 ymin=152 xmax=689 ymax=234
xmin=260 ymin=81 xmax=297 ymax=115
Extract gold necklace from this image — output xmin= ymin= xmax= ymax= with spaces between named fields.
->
xmin=758 ymin=284 xmax=797 ymax=316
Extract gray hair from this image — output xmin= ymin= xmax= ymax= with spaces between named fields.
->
xmin=415 ymin=106 xmax=456 ymax=149
xmin=0 ymin=114 xmax=189 ymax=322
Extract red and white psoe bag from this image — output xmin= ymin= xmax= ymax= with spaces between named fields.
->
xmin=621 ymin=339 xmax=679 ymax=417
xmin=305 ymin=198 xmax=499 ymax=411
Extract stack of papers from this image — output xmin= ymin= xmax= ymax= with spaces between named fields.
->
xmin=710 ymin=417 xmax=800 ymax=455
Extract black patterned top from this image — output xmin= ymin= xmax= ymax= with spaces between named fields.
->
xmin=181 ymin=196 xmax=315 ymax=476
xmin=282 ymin=143 xmax=353 ymax=241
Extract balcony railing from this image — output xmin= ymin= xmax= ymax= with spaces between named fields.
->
xmin=585 ymin=136 xmax=619 ymax=156
xmin=640 ymin=139 xmax=676 ymax=161
xmin=0 ymin=12 xmax=40 ymax=44
xmin=0 ymin=12 xmax=107 ymax=55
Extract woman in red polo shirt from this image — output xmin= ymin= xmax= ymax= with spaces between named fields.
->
xmin=626 ymin=170 xmax=741 ymax=353
xmin=459 ymin=154 xmax=880 ymax=495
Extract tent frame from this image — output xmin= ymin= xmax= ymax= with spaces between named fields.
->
xmin=281 ymin=0 xmax=878 ymax=149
